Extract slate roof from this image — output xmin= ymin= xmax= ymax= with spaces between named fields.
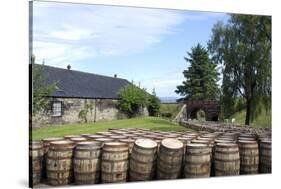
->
xmin=33 ymin=64 xmax=131 ymax=99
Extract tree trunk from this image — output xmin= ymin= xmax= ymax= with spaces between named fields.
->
xmin=245 ymin=99 xmax=251 ymax=125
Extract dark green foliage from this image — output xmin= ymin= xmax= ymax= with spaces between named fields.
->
xmin=208 ymin=15 xmax=271 ymax=125
xmin=160 ymin=112 xmax=173 ymax=118
xmin=117 ymin=84 xmax=149 ymax=117
xmin=148 ymin=89 xmax=161 ymax=116
xmin=175 ymin=43 xmax=220 ymax=100
xmin=32 ymin=56 xmax=57 ymax=115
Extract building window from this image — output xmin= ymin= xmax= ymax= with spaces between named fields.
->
xmin=52 ymin=102 xmax=62 ymax=117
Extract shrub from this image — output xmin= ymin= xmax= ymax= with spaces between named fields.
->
xmin=118 ymin=84 xmax=149 ymax=117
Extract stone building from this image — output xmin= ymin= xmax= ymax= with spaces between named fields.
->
xmin=32 ymin=64 xmax=148 ymax=128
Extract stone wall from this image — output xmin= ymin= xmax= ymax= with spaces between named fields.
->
xmin=32 ymin=97 xmax=148 ymax=128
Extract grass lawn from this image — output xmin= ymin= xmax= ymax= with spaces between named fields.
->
xmin=159 ymin=103 xmax=181 ymax=118
xmin=31 ymin=117 xmax=192 ymax=140
xmin=231 ymin=109 xmax=271 ymax=128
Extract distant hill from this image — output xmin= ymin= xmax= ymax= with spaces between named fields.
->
xmin=160 ymin=97 xmax=179 ymax=103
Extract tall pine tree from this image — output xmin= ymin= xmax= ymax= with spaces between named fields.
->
xmin=175 ymin=44 xmax=219 ymax=100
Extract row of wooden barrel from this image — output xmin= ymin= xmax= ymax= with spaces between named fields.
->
xmin=181 ymin=120 xmax=271 ymax=136
xmin=29 ymin=129 xmax=271 ymax=187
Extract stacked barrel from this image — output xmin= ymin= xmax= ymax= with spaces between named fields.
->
xmin=101 ymin=142 xmax=129 ymax=183
xmin=29 ymin=127 xmax=272 ymax=186
xmin=157 ymin=138 xmax=184 ymax=179
xmin=129 ymin=139 xmax=158 ymax=181
xmin=184 ymin=143 xmax=211 ymax=178
xmin=46 ymin=140 xmax=75 ymax=185
xmin=238 ymin=134 xmax=259 ymax=174
xmin=73 ymin=141 xmax=102 ymax=184
xmin=29 ymin=141 xmax=44 ymax=187
xmin=214 ymin=143 xmax=240 ymax=176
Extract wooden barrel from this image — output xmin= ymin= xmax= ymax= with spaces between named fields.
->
xmin=70 ymin=137 xmax=87 ymax=144
xmin=74 ymin=142 xmax=102 ymax=184
xmin=215 ymin=143 xmax=240 ymax=176
xmin=259 ymin=140 xmax=271 ymax=173
xmin=238 ymin=140 xmax=259 ymax=174
xmin=29 ymin=141 xmax=44 ymax=187
xmin=122 ymin=134 xmax=137 ymax=138
xmin=46 ymin=140 xmax=75 ymax=186
xmin=110 ymin=135 xmax=128 ymax=142
xmin=215 ymin=139 xmax=235 ymax=144
xmin=94 ymin=138 xmax=114 ymax=145
xmin=177 ymin=137 xmax=192 ymax=178
xmin=157 ymin=138 xmax=184 ymax=180
xmin=184 ymin=143 xmax=211 ymax=178
xmin=80 ymin=133 xmax=93 ymax=138
xmin=64 ymin=135 xmax=81 ymax=139
xmin=119 ymin=139 xmax=135 ymax=154
xmin=87 ymin=135 xmax=105 ymax=141
xmin=129 ymin=138 xmax=158 ymax=181
xmin=101 ymin=142 xmax=129 ymax=183
xmin=96 ymin=131 xmax=112 ymax=136
xmin=42 ymin=137 xmax=64 ymax=180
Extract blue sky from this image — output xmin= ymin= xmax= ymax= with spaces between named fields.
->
xmin=32 ymin=1 xmax=229 ymax=98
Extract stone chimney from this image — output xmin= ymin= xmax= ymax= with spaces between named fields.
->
xmin=114 ymin=74 xmax=117 ymax=78
xmin=67 ymin=64 xmax=71 ymax=70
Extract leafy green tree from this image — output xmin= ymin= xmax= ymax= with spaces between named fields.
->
xmin=118 ymin=84 xmax=149 ymax=117
xmin=175 ymin=43 xmax=220 ymax=100
xmin=208 ymin=15 xmax=271 ymax=125
xmin=148 ymin=88 xmax=161 ymax=116
xmin=32 ymin=55 xmax=57 ymax=115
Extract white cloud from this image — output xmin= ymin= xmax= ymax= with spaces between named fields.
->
xmin=32 ymin=2 xmax=186 ymax=65
xmin=140 ymin=71 xmax=185 ymax=97
xmin=33 ymin=41 xmax=95 ymax=68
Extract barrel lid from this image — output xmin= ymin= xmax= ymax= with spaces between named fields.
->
xmin=135 ymin=138 xmax=157 ymax=149
xmin=215 ymin=139 xmax=234 ymax=143
xmin=177 ymin=137 xmax=193 ymax=141
xmin=192 ymin=139 xmax=210 ymax=144
xmin=119 ymin=139 xmax=135 ymax=143
xmin=216 ymin=143 xmax=238 ymax=147
xmin=80 ymin=133 xmax=92 ymax=137
xmin=184 ymin=133 xmax=199 ymax=136
xmin=76 ymin=141 xmax=102 ymax=147
xmin=197 ymin=137 xmax=214 ymax=141
xmin=260 ymin=140 xmax=272 ymax=144
xmin=103 ymin=142 xmax=128 ymax=147
xmin=30 ymin=140 xmax=43 ymax=145
xmin=110 ymin=135 xmax=127 ymax=139
xmin=238 ymin=140 xmax=258 ymax=144
xmin=70 ymin=137 xmax=87 ymax=142
xmin=239 ymin=133 xmax=256 ymax=137
xmin=64 ymin=135 xmax=81 ymax=139
xmin=42 ymin=137 xmax=64 ymax=142
xmin=87 ymin=135 xmax=105 ymax=139
xmin=217 ymin=137 xmax=235 ymax=141
xmin=29 ymin=140 xmax=43 ymax=148
xmin=161 ymin=138 xmax=183 ymax=149
xmin=50 ymin=140 xmax=75 ymax=146
xmin=186 ymin=143 xmax=208 ymax=148
xmin=95 ymin=131 xmax=111 ymax=135
xmin=95 ymin=138 xmax=115 ymax=142
xmin=237 ymin=137 xmax=256 ymax=141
